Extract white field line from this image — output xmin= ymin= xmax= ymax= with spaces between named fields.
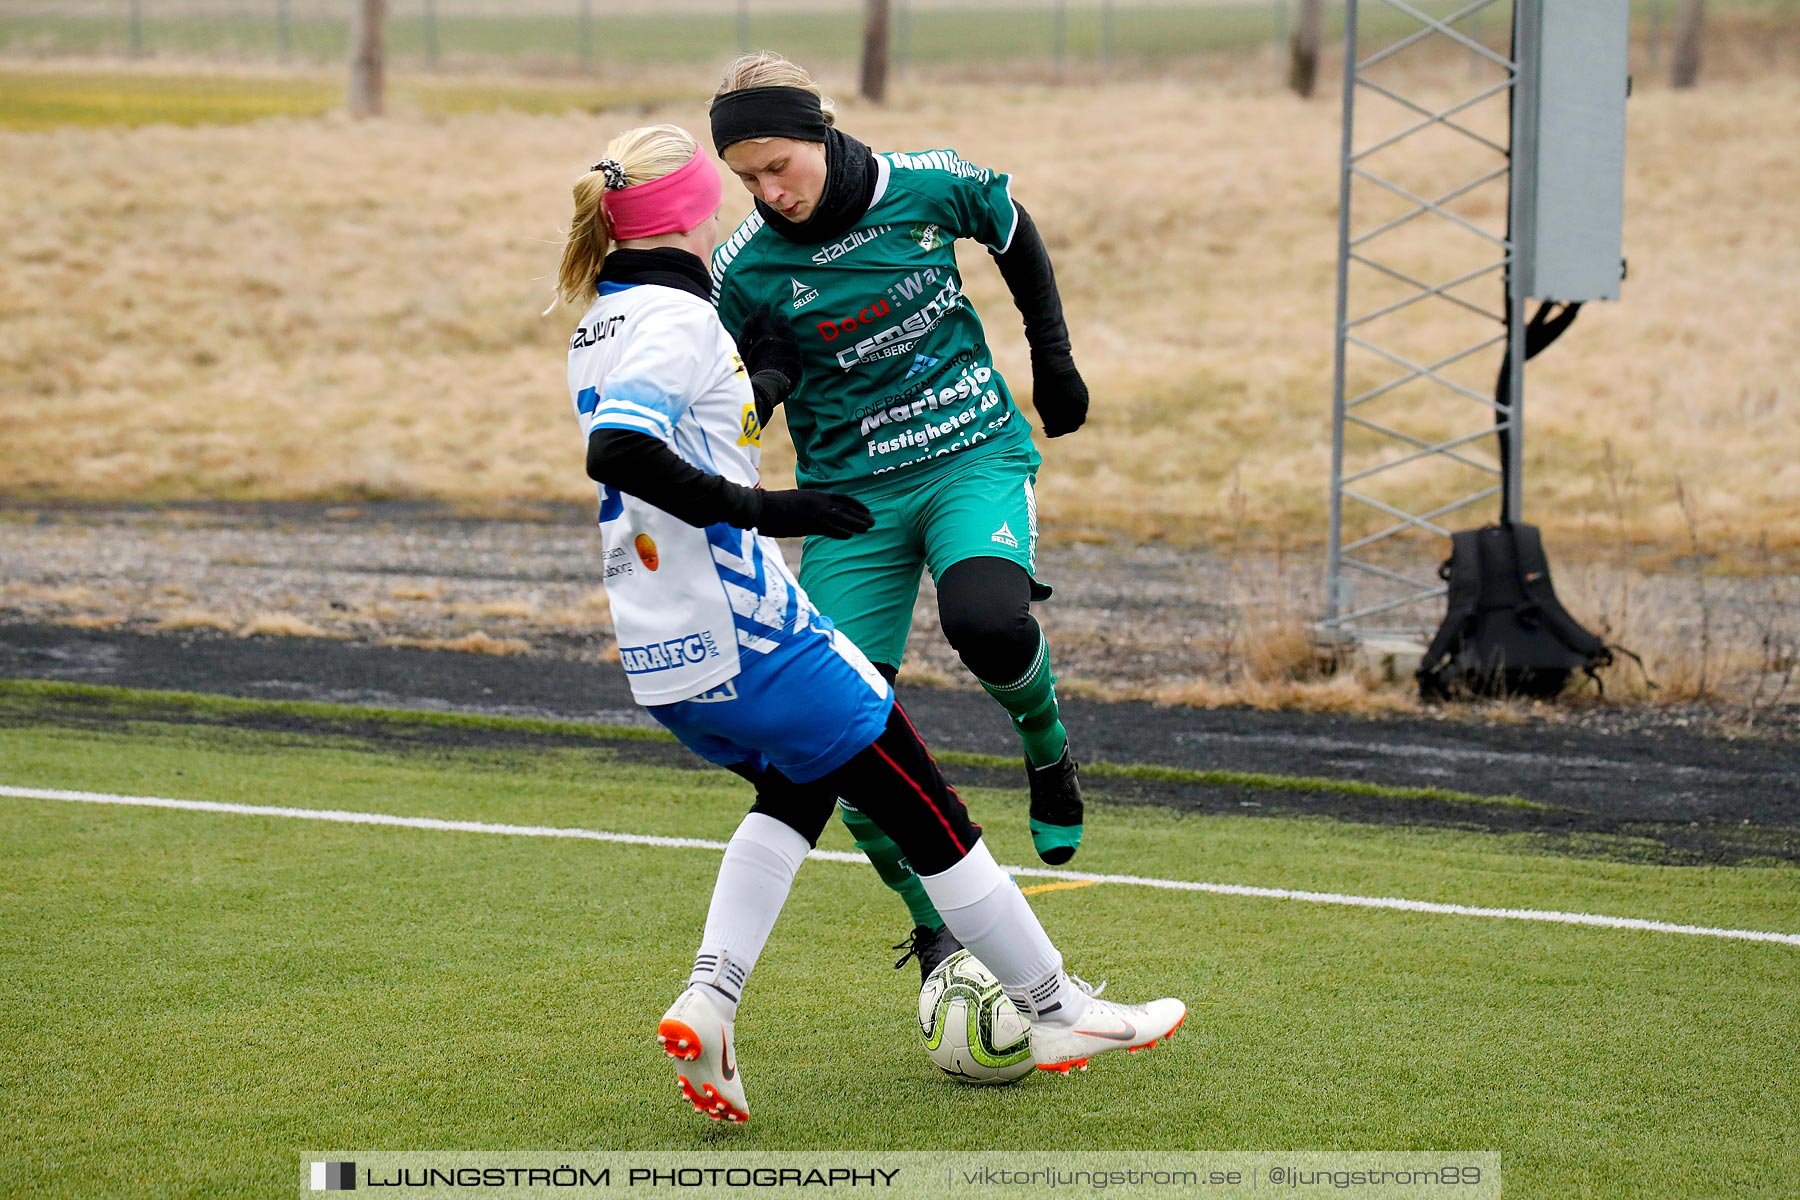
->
xmin=6 ymin=784 xmax=1798 ymax=948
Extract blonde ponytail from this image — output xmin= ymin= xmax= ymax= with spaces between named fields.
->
xmin=549 ymin=170 xmax=613 ymax=311
xmin=547 ymin=123 xmax=703 ymax=311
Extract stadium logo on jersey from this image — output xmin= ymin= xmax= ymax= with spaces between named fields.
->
xmin=834 ymin=277 xmax=965 ymax=369
xmin=905 ymin=352 xmax=940 ymax=379
xmin=789 ymin=278 xmax=820 ymax=310
xmin=634 ymin=534 xmax=660 ymax=571
xmin=816 ymin=298 xmax=892 ymax=342
xmin=737 ymin=402 xmax=762 ymax=448
xmin=990 ymin=521 xmax=1019 ymax=549
xmin=910 ymin=223 xmax=945 ymax=252
xmin=810 ymin=224 xmax=893 ymax=267
xmin=619 ymin=632 xmax=720 ymax=674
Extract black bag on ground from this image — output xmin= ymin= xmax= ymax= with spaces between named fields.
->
xmin=1417 ymin=522 xmax=1612 ymax=701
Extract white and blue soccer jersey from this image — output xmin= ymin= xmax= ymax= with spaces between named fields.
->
xmin=568 ymin=280 xmax=818 ymax=706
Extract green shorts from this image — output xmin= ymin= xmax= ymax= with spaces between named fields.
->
xmin=799 ymin=447 xmax=1049 ymax=671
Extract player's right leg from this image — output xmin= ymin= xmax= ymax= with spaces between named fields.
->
xmin=798 ymin=517 xmax=964 ymax=975
xmin=816 ymin=703 xmax=1186 ymax=1073
xmin=644 ymin=719 xmax=839 ymax=1122
xmin=920 ymin=454 xmax=1083 ymax=866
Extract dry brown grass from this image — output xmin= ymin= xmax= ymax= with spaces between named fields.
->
xmin=1099 ymin=564 xmax=1796 ymax=721
xmin=541 ymin=586 xmax=612 ymax=628
xmin=153 ymin=606 xmax=236 ymax=631
xmin=0 ymin=18 xmax=1795 ymax=566
xmin=236 ymin=612 xmax=336 ymax=638
xmin=6 ymin=583 xmax=99 ymax=608
xmin=450 ymin=598 xmax=539 ymax=619
xmin=379 ymin=631 xmax=532 ymax=655
xmin=58 ymin=612 xmax=124 ymax=629
xmin=1148 ymin=530 xmax=1800 ymax=720
xmin=1144 ymin=668 xmax=1413 ymax=715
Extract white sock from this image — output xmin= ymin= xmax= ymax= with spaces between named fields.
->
xmin=687 ymin=813 xmax=810 ymax=1021
xmin=916 ymin=837 xmax=1091 ymax=1027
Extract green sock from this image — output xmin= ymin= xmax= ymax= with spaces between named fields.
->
xmin=978 ymin=629 xmax=1068 ymax=769
xmin=836 ymin=801 xmax=944 ymax=930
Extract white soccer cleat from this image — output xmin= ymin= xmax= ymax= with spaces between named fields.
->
xmin=657 ymin=986 xmax=748 ymax=1123
xmin=1029 ymin=995 xmax=1187 ymax=1074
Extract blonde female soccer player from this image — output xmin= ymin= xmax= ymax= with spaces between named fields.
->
xmin=551 ymin=122 xmax=1183 ymax=1124
xmin=708 ymin=52 xmax=1093 ymax=981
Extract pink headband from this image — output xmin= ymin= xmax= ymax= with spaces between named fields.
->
xmin=601 ymin=147 xmax=722 ymax=240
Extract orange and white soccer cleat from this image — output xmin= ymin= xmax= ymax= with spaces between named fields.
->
xmin=657 ymin=986 xmax=748 ymax=1123
xmin=1029 ymin=995 xmax=1187 ymax=1074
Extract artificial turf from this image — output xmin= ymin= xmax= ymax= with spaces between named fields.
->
xmin=0 ymin=685 xmax=1795 ymax=1197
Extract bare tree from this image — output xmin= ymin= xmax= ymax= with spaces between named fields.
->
xmin=1671 ymin=0 xmax=1705 ymax=88
xmin=349 ymin=0 xmax=387 ymax=118
xmin=860 ymin=0 xmax=891 ymax=103
xmin=1287 ymin=0 xmax=1324 ymax=98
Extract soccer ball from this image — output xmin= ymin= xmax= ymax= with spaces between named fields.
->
xmin=917 ymin=949 xmax=1034 ymax=1085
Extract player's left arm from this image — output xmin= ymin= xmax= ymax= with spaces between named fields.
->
xmin=942 ymin=152 xmax=1090 ymax=439
xmin=988 ymin=204 xmax=1087 ymax=438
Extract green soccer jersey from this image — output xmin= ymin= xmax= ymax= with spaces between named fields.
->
xmin=711 ymin=148 xmax=1039 ymax=494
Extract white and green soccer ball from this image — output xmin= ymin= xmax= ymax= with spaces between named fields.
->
xmin=917 ymin=949 xmax=1034 ymax=1085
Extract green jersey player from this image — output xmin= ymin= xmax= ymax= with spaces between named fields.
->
xmin=708 ymin=53 xmax=1093 ymax=982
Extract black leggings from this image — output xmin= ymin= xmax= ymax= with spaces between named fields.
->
xmin=736 ymin=702 xmax=980 ymax=877
xmin=902 ymin=556 xmax=1041 ymax=685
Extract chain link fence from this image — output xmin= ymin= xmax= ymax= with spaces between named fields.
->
xmin=0 ymin=1 xmax=1715 ymax=85
xmin=0 ymin=1 xmax=1379 ymax=73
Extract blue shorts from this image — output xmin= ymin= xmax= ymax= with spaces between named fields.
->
xmin=647 ymin=617 xmax=894 ymax=784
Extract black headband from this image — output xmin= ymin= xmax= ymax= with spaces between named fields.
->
xmin=709 ymin=86 xmax=830 ymax=156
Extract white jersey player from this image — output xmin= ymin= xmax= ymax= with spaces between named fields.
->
xmin=569 ymin=261 xmax=838 ymax=706
xmin=549 ymin=123 xmax=1186 ymax=1126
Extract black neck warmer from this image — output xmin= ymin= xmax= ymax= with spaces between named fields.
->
xmin=756 ymin=128 xmax=879 ymax=246
xmin=597 ymin=247 xmax=712 ymax=300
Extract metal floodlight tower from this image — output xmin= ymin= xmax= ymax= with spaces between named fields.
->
xmin=1323 ymin=0 xmax=1629 ymax=641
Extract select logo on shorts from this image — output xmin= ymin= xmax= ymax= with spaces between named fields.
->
xmin=620 ymin=632 xmax=720 ymax=674
xmin=310 ymin=1162 xmax=356 ymax=1191
xmin=634 ymin=534 xmax=660 ymax=571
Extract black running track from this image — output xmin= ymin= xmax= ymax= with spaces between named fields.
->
xmin=2 ymin=622 xmax=1795 ymax=864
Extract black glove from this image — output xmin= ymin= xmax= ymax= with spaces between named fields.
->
xmin=1030 ymin=351 xmax=1089 ymax=438
xmin=738 ymin=303 xmax=804 ymax=427
xmin=752 ymin=489 xmax=875 ymax=540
